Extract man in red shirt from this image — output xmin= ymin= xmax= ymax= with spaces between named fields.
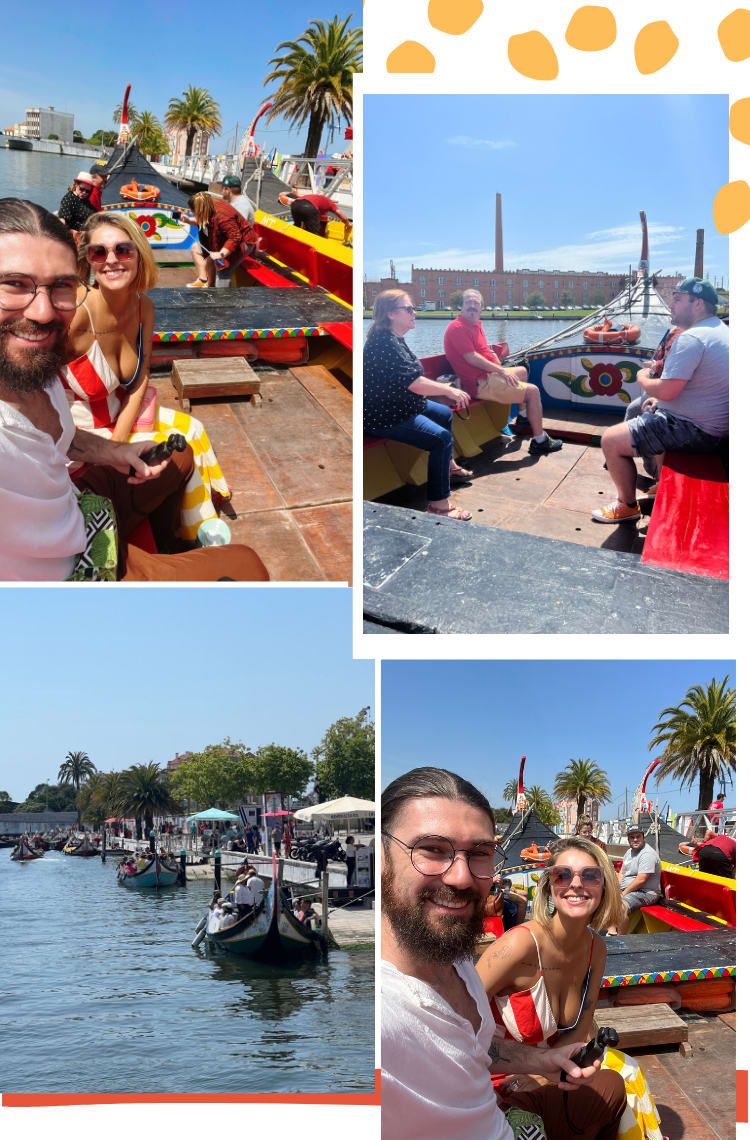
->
xmin=280 ymin=191 xmax=351 ymax=237
xmin=684 ymin=829 xmax=735 ymax=878
xmin=443 ymin=290 xmax=562 ymax=455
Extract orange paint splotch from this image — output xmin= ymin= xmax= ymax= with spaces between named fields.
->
xmin=565 ymin=6 xmax=617 ymax=51
xmin=428 ymin=0 xmax=484 ymax=35
xmin=729 ymin=98 xmax=750 ymax=144
xmin=507 ymin=31 xmax=559 ymax=80
xmin=634 ymin=21 xmax=679 ymax=74
xmin=714 ymin=180 xmax=750 ymax=233
xmin=386 ymin=40 xmax=436 ymax=72
xmin=718 ymin=9 xmax=750 ymax=61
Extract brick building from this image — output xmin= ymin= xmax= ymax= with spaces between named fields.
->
xmin=555 ymin=798 xmax=601 ymax=835
xmin=365 ymin=193 xmax=683 ymax=309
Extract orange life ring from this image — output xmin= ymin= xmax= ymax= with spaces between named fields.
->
xmin=582 ymin=317 xmax=641 ymax=345
xmin=520 ymin=843 xmax=552 ymax=862
xmin=120 ymin=181 xmax=159 ymax=202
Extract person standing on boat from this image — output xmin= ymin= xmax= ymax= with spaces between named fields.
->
xmin=381 ymin=767 xmax=627 ymax=1140
xmin=245 ymin=867 xmax=265 ymax=907
xmin=593 ymin=278 xmax=728 ymax=524
xmin=218 ymin=175 xmax=253 ymax=222
xmin=234 ymin=874 xmax=255 ymax=917
xmin=57 ymin=172 xmax=96 ymax=237
xmin=443 ymin=290 xmax=563 ymax=456
xmin=365 ymin=290 xmax=474 ymax=522
xmin=279 ymin=191 xmax=351 ymax=237
xmin=185 ymin=192 xmax=257 ymax=288
xmin=606 ymin=827 xmax=661 ymax=935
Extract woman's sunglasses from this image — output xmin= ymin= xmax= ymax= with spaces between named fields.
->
xmin=548 ymin=866 xmax=604 ymax=889
xmin=85 ymin=242 xmax=138 ymax=265
xmin=395 ymin=305 xmax=415 ymax=315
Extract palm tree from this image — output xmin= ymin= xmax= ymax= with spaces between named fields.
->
xmin=263 ymin=15 xmax=362 ymax=158
xmin=121 ymin=762 xmax=176 ymax=840
xmin=502 ymin=779 xmax=518 ymax=805
xmin=553 ymin=759 xmax=611 ymax=823
xmin=58 ymin=751 xmax=96 ymax=824
xmin=164 ymin=86 xmax=221 ymax=158
xmin=129 ymin=110 xmax=168 ymax=158
xmin=649 ymin=676 xmax=736 ymax=809
xmin=112 ymin=100 xmax=138 ymax=126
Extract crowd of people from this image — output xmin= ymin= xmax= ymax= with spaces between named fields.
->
xmin=364 ymin=281 xmax=728 ymax=529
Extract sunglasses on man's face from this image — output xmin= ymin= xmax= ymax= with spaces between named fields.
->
xmin=548 ymin=865 xmax=604 ymax=889
xmin=85 ymin=242 xmax=138 ymax=264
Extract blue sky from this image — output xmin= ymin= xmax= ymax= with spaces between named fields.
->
xmin=0 ymin=589 xmax=372 ymax=802
xmin=381 ymin=660 xmax=735 ymax=819
xmin=0 ymin=3 xmax=359 ymax=154
xmin=364 ymin=95 xmax=728 ymax=286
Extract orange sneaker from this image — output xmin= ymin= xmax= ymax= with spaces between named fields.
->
xmin=186 ymin=278 xmax=209 ymax=288
xmin=592 ymin=499 xmax=641 ymax=524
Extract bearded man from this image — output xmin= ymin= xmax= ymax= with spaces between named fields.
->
xmin=0 ymin=197 xmax=267 ymax=581
xmin=381 ymin=767 xmax=626 ymax=1140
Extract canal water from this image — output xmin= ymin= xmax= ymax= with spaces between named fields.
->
xmin=363 ymin=317 xmax=572 ymax=358
xmin=0 ymin=851 xmax=374 ymax=1094
xmin=0 ymin=147 xmax=94 ymax=211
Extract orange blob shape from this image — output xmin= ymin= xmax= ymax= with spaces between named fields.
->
xmin=634 ymin=21 xmax=679 ymax=74
xmin=507 ymin=31 xmax=559 ymax=80
xmin=386 ymin=40 xmax=436 ymax=73
xmin=729 ymin=98 xmax=750 ymax=143
xmin=565 ymin=6 xmax=617 ymax=51
xmin=718 ymin=9 xmax=750 ymax=61
xmin=428 ymin=0 xmax=484 ymax=35
xmin=714 ymin=180 xmax=750 ymax=233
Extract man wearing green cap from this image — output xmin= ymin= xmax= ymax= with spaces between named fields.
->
xmin=593 ymin=277 xmax=728 ymax=524
xmin=219 ymin=174 xmax=253 ymax=222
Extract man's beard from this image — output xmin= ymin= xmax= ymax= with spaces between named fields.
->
xmin=382 ymin=858 xmax=485 ymax=965
xmin=0 ymin=318 xmax=67 ymax=394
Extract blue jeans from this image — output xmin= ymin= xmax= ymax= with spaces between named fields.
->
xmin=373 ymin=400 xmax=453 ymax=501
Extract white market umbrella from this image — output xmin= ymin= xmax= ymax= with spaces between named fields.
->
xmin=294 ymin=796 xmax=375 ymax=822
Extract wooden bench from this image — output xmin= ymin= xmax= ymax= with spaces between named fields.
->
xmin=639 ymin=903 xmax=714 ymax=932
xmin=641 ymin=449 xmax=728 ymax=579
xmin=170 ymin=357 xmax=262 ymax=412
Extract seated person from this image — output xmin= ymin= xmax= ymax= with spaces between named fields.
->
xmin=484 ymin=874 xmax=528 ymax=930
xmin=444 ymin=289 xmax=562 ymax=455
xmin=233 ymin=874 xmax=256 ymax=917
xmin=136 ymin=851 xmax=150 ymax=871
xmin=679 ymin=828 xmax=735 ymax=878
xmin=364 ymin=290 xmax=473 ymax=521
xmin=122 ymin=856 xmax=137 ymax=875
xmin=593 ymin=278 xmax=728 ymax=523
xmin=220 ymin=901 xmax=237 ymax=928
xmin=575 ymin=818 xmax=607 ymax=852
xmin=57 ymin=172 xmax=96 ymax=236
xmin=606 ymin=826 xmax=661 ymax=935
xmin=245 ymin=868 xmax=265 ymax=907
xmin=295 ymin=898 xmax=316 ymax=927
xmin=0 ymin=198 xmax=269 ymax=582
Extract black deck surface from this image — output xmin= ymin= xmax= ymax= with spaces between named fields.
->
xmin=602 ymin=928 xmax=735 ymax=982
xmin=500 ymin=811 xmax=560 ymax=867
xmin=362 ymin=503 xmax=729 ymax=635
xmin=149 ymin=286 xmax=348 ymax=333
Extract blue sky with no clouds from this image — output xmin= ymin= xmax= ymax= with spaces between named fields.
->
xmin=0 ymin=589 xmax=372 ymax=802
xmin=364 ymin=94 xmax=728 ymax=286
xmin=0 ymin=2 xmax=359 ymax=153
xmin=380 ymin=660 xmax=735 ymax=818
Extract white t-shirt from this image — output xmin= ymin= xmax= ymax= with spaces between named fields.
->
xmin=228 ymin=194 xmax=254 ymax=221
xmin=0 ymin=379 xmax=86 ymax=580
xmin=245 ymin=874 xmax=265 ymax=905
xmin=382 ymin=958 xmax=513 ymax=1140
xmin=345 ymin=843 xmax=356 ymax=858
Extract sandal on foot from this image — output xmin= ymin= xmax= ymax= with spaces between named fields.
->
xmin=450 ymin=462 xmax=473 ymax=481
xmin=426 ymin=502 xmax=472 ymax=521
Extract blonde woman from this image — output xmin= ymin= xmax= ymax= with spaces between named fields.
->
xmin=60 ymin=212 xmax=230 ymax=541
xmin=364 ymin=290 xmax=473 ymax=520
xmin=476 ymin=838 xmax=663 ymax=1140
xmin=186 ymin=191 xmax=256 ymax=288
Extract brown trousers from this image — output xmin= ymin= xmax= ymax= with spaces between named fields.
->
xmin=506 ymin=1069 xmax=626 ymax=1140
xmin=73 ymin=449 xmax=268 ymax=582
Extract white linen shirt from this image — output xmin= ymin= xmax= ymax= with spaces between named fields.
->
xmin=0 ymin=379 xmax=85 ymax=580
xmin=382 ymin=957 xmax=513 ymax=1140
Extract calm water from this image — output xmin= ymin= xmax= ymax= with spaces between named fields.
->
xmin=363 ymin=317 xmax=572 ymax=358
xmin=0 ymin=851 xmax=374 ymax=1093
xmin=0 ymin=147 xmax=93 ymax=211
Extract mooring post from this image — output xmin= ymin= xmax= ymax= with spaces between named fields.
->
xmin=321 ymin=871 xmax=329 ymax=938
xmin=179 ymin=848 xmax=187 ymax=886
xmin=214 ymin=848 xmax=221 ymax=891
xmin=101 ymin=824 xmax=106 ymax=862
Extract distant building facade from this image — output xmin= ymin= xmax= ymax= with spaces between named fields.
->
xmin=165 ymin=127 xmax=211 ymax=160
xmin=555 ymin=798 xmax=601 ymax=834
xmin=25 ymin=106 xmax=74 ymax=141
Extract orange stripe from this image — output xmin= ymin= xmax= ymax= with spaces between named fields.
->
xmin=738 ymin=1070 xmax=748 ymax=1122
xmin=2 ymin=1073 xmax=381 ymax=1108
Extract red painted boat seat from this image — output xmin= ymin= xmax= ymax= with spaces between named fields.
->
xmin=641 ymin=450 xmax=728 ymax=579
xmin=640 ymin=903 xmax=714 ymax=932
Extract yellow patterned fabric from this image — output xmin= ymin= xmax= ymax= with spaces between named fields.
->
xmin=602 ymin=1047 xmax=662 ymax=1140
xmin=129 ymin=406 xmax=230 ymax=541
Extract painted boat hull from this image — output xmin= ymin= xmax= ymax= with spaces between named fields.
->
xmin=101 ymin=203 xmax=198 ymax=256
xmin=205 ymin=878 xmax=275 ymax=956
xmin=525 ymin=345 xmax=653 ymax=412
xmin=118 ymin=857 xmax=178 ymax=888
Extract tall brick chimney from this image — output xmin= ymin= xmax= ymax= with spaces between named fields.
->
xmin=495 ymin=193 xmax=504 ymax=272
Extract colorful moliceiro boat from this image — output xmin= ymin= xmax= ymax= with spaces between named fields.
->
xmin=63 ymin=834 xmax=98 ymax=856
xmin=504 ymin=212 xmax=672 ymax=413
xmin=117 ymin=854 xmax=179 ymax=889
xmin=10 ymin=836 xmax=44 ymax=860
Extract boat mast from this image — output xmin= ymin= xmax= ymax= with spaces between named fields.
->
xmin=694 ymin=228 xmax=705 ymax=278
xmin=118 ymin=83 xmax=132 ymax=146
xmin=515 ymin=755 xmax=527 ymax=814
xmin=637 ymin=210 xmax=649 ymax=278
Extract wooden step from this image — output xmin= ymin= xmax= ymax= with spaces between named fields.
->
xmin=170 ymin=357 xmax=262 ymax=411
xmin=594 ymin=1004 xmax=689 ymax=1051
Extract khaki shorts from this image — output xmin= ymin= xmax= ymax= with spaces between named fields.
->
xmin=476 ymin=368 xmax=530 ymax=404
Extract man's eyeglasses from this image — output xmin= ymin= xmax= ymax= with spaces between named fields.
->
xmin=0 ymin=274 xmax=87 ymax=312
xmin=85 ymin=242 xmax=138 ymax=265
xmin=395 ymin=305 xmax=415 ymax=315
xmin=382 ymin=831 xmax=503 ymax=879
xmin=547 ymin=865 xmax=604 ymax=889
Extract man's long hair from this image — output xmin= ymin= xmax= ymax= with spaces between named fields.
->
xmin=0 ymin=198 xmax=77 ymax=258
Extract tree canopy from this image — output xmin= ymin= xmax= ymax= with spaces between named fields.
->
xmin=164 ymin=86 xmax=221 ymax=157
xmin=264 ymin=15 xmax=361 ymax=157
xmin=169 ymin=740 xmax=254 ymax=809
xmin=313 ymin=708 xmax=374 ymax=800
xmin=553 ymin=759 xmax=611 ymax=822
xmin=649 ymin=676 xmax=736 ymax=809
xmin=14 ymin=783 xmax=77 ymax=813
xmin=252 ymin=744 xmax=313 ymax=808
xmin=58 ymin=750 xmax=96 ymax=791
